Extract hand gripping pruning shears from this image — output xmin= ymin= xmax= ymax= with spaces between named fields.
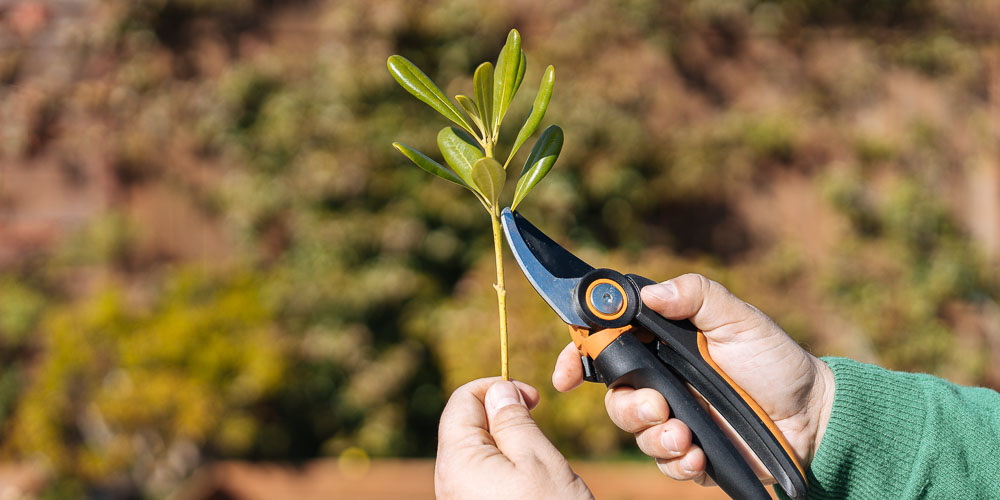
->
xmin=501 ymin=208 xmax=807 ymax=500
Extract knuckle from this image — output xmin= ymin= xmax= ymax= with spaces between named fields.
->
xmin=683 ymin=273 xmax=712 ymax=292
xmin=675 ymin=273 xmax=705 ymax=292
xmin=677 ymin=273 xmax=716 ymax=311
xmin=493 ymin=419 xmax=539 ymax=442
xmin=491 ymin=408 xmax=534 ymax=431
xmin=699 ymin=275 xmax=723 ymax=301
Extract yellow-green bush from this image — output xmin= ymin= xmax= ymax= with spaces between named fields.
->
xmin=6 ymin=271 xmax=284 ymax=491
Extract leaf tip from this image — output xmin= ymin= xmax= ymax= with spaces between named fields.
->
xmin=386 ymin=54 xmax=402 ymax=69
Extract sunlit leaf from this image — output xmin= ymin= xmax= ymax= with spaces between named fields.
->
xmin=437 ymin=127 xmax=485 ymax=193
xmin=392 ymin=142 xmax=468 ymax=188
xmin=472 ymin=157 xmax=505 ymax=206
xmin=455 ymin=95 xmax=485 ymax=137
xmin=492 ymin=29 xmax=522 ymax=132
xmin=514 ymin=50 xmax=526 ymax=95
xmin=512 ymin=125 xmax=563 ymax=210
xmin=387 ymin=55 xmax=475 ymax=135
xmin=507 ymin=65 xmax=554 ymax=168
xmin=474 ymin=62 xmax=494 ymax=139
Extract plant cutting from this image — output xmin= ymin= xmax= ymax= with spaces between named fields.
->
xmin=387 ymin=29 xmax=562 ymax=380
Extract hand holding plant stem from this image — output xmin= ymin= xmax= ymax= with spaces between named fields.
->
xmin=387 ymin=29 xmax=563 ymax=380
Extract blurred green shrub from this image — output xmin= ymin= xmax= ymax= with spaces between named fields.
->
xmin=822 ymin=170 xmax=994 ymax=377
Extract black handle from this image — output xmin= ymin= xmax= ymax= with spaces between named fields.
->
xmin=626 ymin=274 xmax=807 ymax=500
xmin=593 ymin=333 xmax=770 ymax=500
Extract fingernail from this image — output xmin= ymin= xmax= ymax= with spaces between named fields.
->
xmin=661 ymin=429 xmax=680 ymax=453
xmin=646 ymin=281 xmax=677 ymax=302
xmin=486 ymin=381 xmax=525 ymax=414
xmin=638 ymin=401 xmax=664 ymax=424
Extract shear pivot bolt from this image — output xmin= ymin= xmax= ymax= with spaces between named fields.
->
xmin=590 ymin=282 xmax=624 ymax=315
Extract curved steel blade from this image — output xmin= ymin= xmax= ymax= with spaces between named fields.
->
xmin=501 ymin=208 xmax=592 ymax=328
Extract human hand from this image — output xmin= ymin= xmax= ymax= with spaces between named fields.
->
xmin=435 ymin=377 xmax=593 ymax=499
xmin=552 ymin=273 xmax=835 ymax=486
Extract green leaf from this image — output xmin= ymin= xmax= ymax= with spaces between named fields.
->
xmin=393 ymin=142 xmax=467 ymax=188
xmin=492 ymin=29 xmax=522 ymax=132
xmin=512 ymin=125 xmax=563 ymax=210
xmin=472 ymin=157 xmax=506 ymax=206
xmin=437 ymin=127 xmax=485 ymax=192
xmin=514 ymin=50 xmax=527 ymax=95
xmin=455 ymin=95 xmax=484 ymax=137
xmin=507 ymin=65 xmax=554 ymax=168
xmin=387 ymin=55 xmax=475 ymax=135
xmin=474 ymin=62 xmax=494 ymax=139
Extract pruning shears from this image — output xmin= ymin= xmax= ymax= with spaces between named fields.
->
xmin=501 ymin=208 xmax=807 ymax=500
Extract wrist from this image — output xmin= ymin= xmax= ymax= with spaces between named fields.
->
xmin=804 ymin=356 xmax=835 ymax=469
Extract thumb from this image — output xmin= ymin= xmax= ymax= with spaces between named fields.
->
xmin=485 ymin=381 xmax=561 ymax=463
xmin=640 ymin=273 xmax=770 ymax=343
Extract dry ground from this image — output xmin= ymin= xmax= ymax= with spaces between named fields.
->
xmin=179 ymin=459 xmax=736 ymax=500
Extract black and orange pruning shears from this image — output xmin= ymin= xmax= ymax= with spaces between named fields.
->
xmin=501 ymin=208 xmax=807 ymax=500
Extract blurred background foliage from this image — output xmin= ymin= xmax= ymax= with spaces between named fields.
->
xmin=1 ymin=0 xmax=1000 ymax=496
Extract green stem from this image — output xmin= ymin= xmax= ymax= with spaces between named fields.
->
xmin=490 ymin=208 xmax=509 ymax=380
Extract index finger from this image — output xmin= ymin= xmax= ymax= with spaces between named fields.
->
xmin=639 ymin=274 xmax=767 ymax=341
xmin=552 ymin=342 xmax=584 ymax=392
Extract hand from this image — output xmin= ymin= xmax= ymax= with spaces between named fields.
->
xmin=552 ymin=273 xmax=835 ymax=486
xmin=435 ymin=377 xmax=593 ymax=499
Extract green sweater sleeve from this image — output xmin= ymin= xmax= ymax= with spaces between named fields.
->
xmin=799 ymin=357 xmax=1000 ymax=499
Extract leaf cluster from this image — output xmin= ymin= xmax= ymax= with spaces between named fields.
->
xmin=388 ymin=29 xmax=562 ymax=212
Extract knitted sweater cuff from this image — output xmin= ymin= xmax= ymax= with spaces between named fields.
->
xmin=797 ymin=357 xmax=927 ymax=499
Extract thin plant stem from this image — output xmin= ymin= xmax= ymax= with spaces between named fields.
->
xmin=490 ymin=207 xmax=509 ymax=380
